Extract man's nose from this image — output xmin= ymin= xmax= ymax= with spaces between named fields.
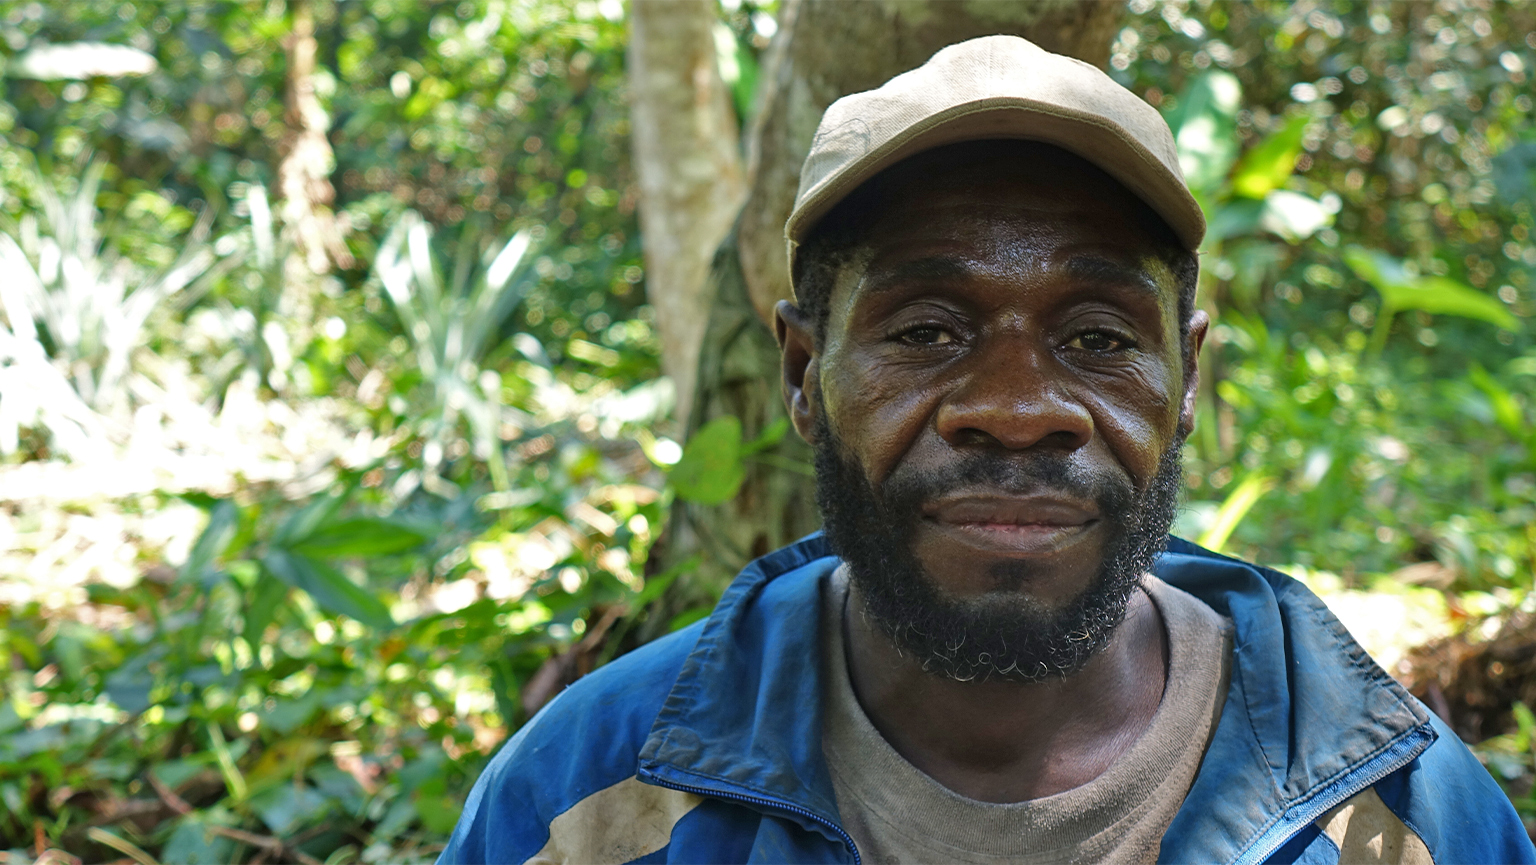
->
xmin=934 ymin=338 xmax=1093 ymax=452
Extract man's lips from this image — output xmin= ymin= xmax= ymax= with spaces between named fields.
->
xmin=919 ymin=491 xmax=1100 ymax=555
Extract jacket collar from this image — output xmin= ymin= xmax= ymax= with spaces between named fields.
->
xmin=637 ymin=534 xmax=1434 ymax=864
xmin=1156 ymin=537 xmax=1434 ymax=864
xmin=636 ymin=536 xmax=849 ymax=849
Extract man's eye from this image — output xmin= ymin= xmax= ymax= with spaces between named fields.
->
xmin=898 ymin=326 xmax=953 ymax=346
xmin=1068 ymin=331 xmax=1129 ymax=352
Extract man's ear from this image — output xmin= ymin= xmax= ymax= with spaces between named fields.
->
xmin=1179 ymin=310 xmax=1210 ymax=436
xmin=775 ymin=299 xmax=820 ymax=445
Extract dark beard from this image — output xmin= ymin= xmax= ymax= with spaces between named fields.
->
xmin=813 ymin=409 xmax=1185 ymax=684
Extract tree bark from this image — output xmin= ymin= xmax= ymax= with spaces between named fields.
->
xmin=628 ymin=0 xmax=746 ymax=424
xmin=643 ymin=0 xmax=1126 ymax=634
xmin=277 ymin=0 xmax=352 ymax=275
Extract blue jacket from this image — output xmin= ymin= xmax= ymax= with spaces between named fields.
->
xmin=441 ymin=535 xmax=1535 ymax=864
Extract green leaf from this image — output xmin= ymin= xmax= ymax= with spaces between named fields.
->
xmin=181 ymin=500 xmax=238 ymax=585
xmin=1165 ymin=70 xmax=1243 ymax=195
xmin=103 ymin=653 xmax=155 ymax=714
xmin=206 ymin=721 xmax=247 ymax=802
xmin=632 ymin=554 xmax=698 ymax=607
xmin=261 ymin=549 xmax=393 ymax=630
xmin=161 ymin=813 xmax=237 ymax=865
xmin=1514 ymin=701 xmax=1536 ymax=753
xmin=1469 ymin=363 xmax=1526 ymax=438
xmin=151 ymin=756 xmax=216 ymax=792
xmin=1197 ymin=474 xmax=1274 ymax=553
xmin=670 ymin=415 xmax=746 ymax=505
xmin=1493 ymin=141 xmax=1536 ymax=206
xmin=414 ymin=776 xmax=461 ymax=835
xmin=1394 ymin=276 xmax=1520 ymax=330
xmin=1206 ymin=198 xmax=1266 ymax=245
xmin=668 ymin=607 xmax=711 ymax=632
xmin=1342 ymin=246 xmax=1408 ymax=291
xmin=1257 ymin=190 xmax=1331 ymax=243
xmin=272 ymin=489 xmax=350 ymax=547
xmin=251 ymin=781 xmax=330 ymax=834
xmin=243 ymin=570 xmax=289 ymax=644
xmin=262 ymin=691 xmax=324 ymax=736
xmin=1345 ymin=247 xmax=1519 ymax=330
xmin=290 ymin=518 xmax=429 ymax=558
xmin=1231 ymin=115 xmax=1310 ymax=199
xmin=741 ymin=417 xmax=791 ymax=456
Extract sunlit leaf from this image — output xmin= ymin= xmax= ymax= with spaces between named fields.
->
xmin=670 ymin=415 xmax=746 ymax=504
xmin=1258 ymin=190 xmax=1332 ymax=243
xmin=1197 ymin=474 xmax=1274 ymax=553
xmin=1344 ymin=247 xmax=1518 ymax=330
xmin=1232 ymin=115 xmax=1310 ymax=199
xmin=1166 ymin=70 xmax=1243 ymax=195
xmin=11 ymin=42 xmax=158 ymax=79
xmin=1404 ymin=277 xmax=1522 ymax=330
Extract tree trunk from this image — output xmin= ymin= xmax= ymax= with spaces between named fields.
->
xmin=276 ymin=0 xmax=351 ymax=288
xmin=644 ymin=0 xmax=1126 ymax=634
xmin=628 ymin=0 xmax=746 ymax=425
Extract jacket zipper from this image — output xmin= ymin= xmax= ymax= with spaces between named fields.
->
xmin=1236 ymin=724 xmax=1434 ymax=865
xmin=644 ymin=774 xmax=862 ymax=865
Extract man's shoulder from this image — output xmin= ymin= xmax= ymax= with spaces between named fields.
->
xmin=1157 ymin=538 xmax=1535 ymax=863
xmin=438 ymin=536 xmax=841 ymax=864
xmin=490 ymin=616 xmax=708 ymax=796
xmin=506 ymin=533 xmax=838 ymax=767
xmin=437 ymin=620 xmax=709 ymax=863
xmin=1378 ymin=711 xmax=1536 ymax=864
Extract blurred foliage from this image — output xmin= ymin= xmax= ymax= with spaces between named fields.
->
xmin=1117 ymin=0 xmax=1536 ymax=588
xmin=0 ymin=0 xmax=646 ymax=357
xmin=1 ymin=0 xmax=1535 ymax=860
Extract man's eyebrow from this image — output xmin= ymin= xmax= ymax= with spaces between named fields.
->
xmin=859 ymin=256 xmax=974 ymax=294
xmin=1063 ymin=256 xmax=1162 ymax=297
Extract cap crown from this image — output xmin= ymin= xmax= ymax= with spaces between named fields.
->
xmin=785 ymin=35 xmax=1205 ymax=289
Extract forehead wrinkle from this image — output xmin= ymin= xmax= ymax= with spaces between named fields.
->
xmin=850 ymin=251 xmax=1167 ymax=306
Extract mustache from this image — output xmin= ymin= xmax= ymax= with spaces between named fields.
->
xmin=875 ymin=452 xmax=1135 ymax=518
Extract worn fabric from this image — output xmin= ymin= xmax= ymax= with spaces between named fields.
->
xmin=784 ymin=34 xmax=1206 ymax=283
xmin=438 ymin=534 xmax=1535 ymax=865
xmin=820 ymin=567 xmax=1231 ymax=865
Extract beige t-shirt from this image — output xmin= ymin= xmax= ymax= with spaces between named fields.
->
xmin=820 ymin=567 xmax=1232 ymax=865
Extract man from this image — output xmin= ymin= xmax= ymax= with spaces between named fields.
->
xmin=441 ymin=35 xmax=1533 ymax=864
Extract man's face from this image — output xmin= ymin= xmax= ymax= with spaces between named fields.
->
xmin=779 ymin=144 xmax=1206 ymax=682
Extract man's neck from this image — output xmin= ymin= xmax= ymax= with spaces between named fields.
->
xmin=842 ymin=580 xmax=1168 ymax=804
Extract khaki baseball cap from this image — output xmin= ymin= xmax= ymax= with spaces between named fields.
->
xmin=785 ymin=35 xmax=1205 ymax=290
